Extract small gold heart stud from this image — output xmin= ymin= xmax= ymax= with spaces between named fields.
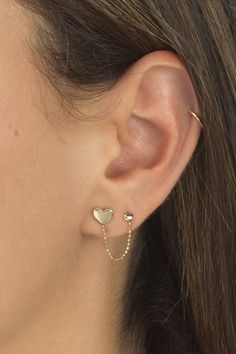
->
xmin=93 ymin=208 xmax=113 ymax=225
xmin=124 ymin=213 xmax=134 ymax=222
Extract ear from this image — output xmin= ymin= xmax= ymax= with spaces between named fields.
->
xmin=82 ymin=50 xmax=202 ymax=238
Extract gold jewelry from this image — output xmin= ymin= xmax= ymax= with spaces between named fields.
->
xmin=187 ymin=107 xmax=203 ymax=128
xmin=92 ymin=208 xmax=134 ymax=262
xmin=92 ymin=107 xmax=201 ymax=261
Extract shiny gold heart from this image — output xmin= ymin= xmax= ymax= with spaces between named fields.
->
xmin=124 ymin=213 xmax=134 ymax=222
xmin=93 ymin=208 xmax=113 ymax=225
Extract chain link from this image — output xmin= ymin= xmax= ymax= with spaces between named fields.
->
xmin=101 ymin=222 xmax=132 ymax=261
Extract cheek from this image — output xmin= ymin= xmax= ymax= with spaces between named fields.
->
xmin=0 ymin=106 xmax=90 ymax=339
xmin=0 ymin=3 xmax=98 ymax=341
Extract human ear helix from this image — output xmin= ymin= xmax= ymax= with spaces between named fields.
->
xmin=92 ymin=208 xmax=134 ymax=262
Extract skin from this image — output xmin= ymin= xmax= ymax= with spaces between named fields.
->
xmin=0 ymin=1 xmax=202 ymax=353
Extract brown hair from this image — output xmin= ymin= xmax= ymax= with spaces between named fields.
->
xmin=15 ymin=1 xmax=236 ymax=353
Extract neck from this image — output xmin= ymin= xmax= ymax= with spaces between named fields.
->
xmin=2 ymin=234 xmax=131 ymax=354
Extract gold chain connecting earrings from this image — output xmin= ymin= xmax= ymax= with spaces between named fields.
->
xmin=92 ymin=208 xmax=134 ymax=262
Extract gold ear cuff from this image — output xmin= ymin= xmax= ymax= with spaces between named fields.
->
xmin=187 ymin=107 xmax=203 ymax=128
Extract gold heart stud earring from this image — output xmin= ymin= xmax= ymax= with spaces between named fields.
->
xmin=92 ymin=207 xmax=134 ymax=262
